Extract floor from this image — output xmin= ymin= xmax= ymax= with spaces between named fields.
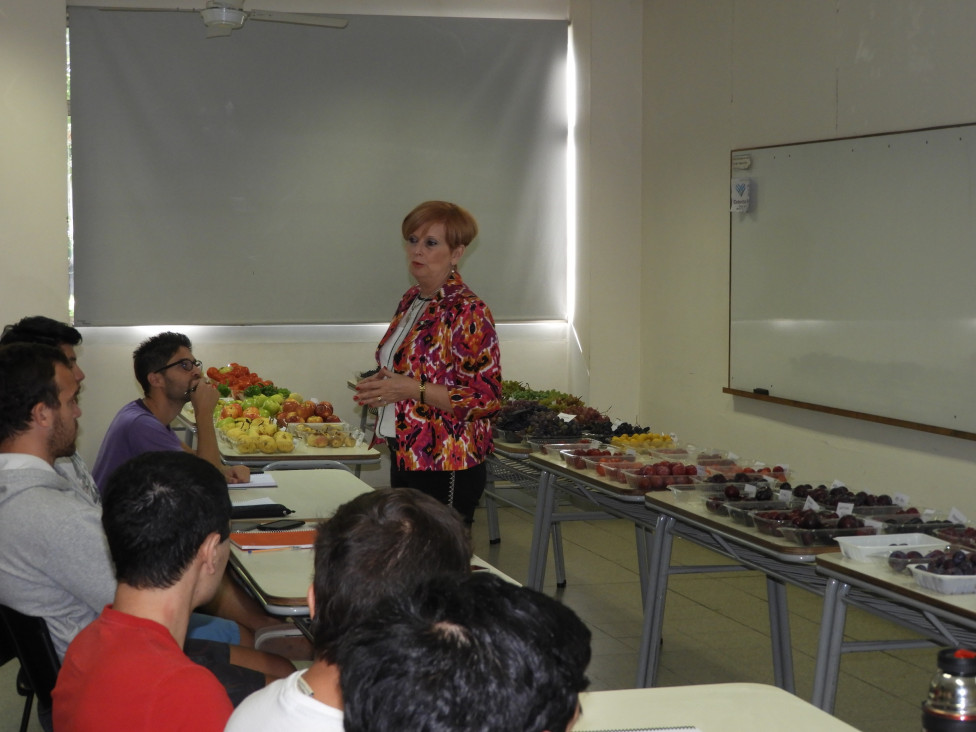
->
xmin=0 ymin=476 xmax=936 ymax=731
xmin=469 ymin=487 xmax=934 ymax=732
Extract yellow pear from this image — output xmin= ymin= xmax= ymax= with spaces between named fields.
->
xmin=235 ymin=435 xmax=257 ymax=454
xmin=256 ymin=435 xmax=277 ymax=454
xmin=275 ymin=432 xmax=295 ymax=453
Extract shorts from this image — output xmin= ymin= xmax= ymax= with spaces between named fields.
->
xmin=187 ymin=612 xmax=241 ymax=645
xmin=183 ymin=638 xmax=264 ymax=707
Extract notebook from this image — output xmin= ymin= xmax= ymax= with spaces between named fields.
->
xmin=230 ymin=528 xmax=316 ymax=551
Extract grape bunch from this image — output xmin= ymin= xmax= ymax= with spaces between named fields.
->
xmin=493 ymin=401 xmax=553 ymax=432
xmin=612 ymin=422 xmax=652 ymax=437
xmin=524 ymin=410 xmax=583 ymax=438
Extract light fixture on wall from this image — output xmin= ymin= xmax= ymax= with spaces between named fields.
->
xmin=200 ymin=6 xmax=246 ymax=36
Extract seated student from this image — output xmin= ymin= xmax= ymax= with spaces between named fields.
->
xmin=52 ymin=451 xmax=241 ymax=731
xmin=336 ymin=572 xmax=592 ymax=732
xmin=0 ymin=315 xmax=98 ymax=504
xmin=225 ymin=487 xmax=472 ymax=732
xmin=91 ymin=330 xmax=249 ymax=490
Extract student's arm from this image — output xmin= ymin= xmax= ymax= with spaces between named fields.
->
xmin=189 ymin=383 xmax=249 ymax=484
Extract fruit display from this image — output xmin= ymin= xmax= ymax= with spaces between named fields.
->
xmin=216 ymin=416 xmax=294 ymax=455
xmin=560 ymin=447 xmax=615 ymax=470
xmin=752 ymin=508 xmax=840 ymax=537
xmin=274 ymin=397 xmax=341 ymax=427
xmin=622 ymin=461 xmax=700 ymax=492
xmin=887 ymin=549 xmax=946 ymax=573
xmin=933 ymin=526 xmax=976 ymax=550
xmin=779 ymin=515 xmax=876 ymax=546
xmin=294 ymin=423 xmax=358 ymax=449
xmin=610 ymin=431 xmax=674 ymax=452
xmin=913 ymin=549 xmax=976 ymax=576
xmin=206 ymin=362 xmax=289 ymax=399
xmin=790 ymin=483 xmax=894 ymax=509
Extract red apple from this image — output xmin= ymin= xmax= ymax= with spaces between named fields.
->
xmin=306 ymin=415 xmax=325 ymax=423
xmin=314 ymin=401 xmax=334 ymax=417
xmin=283 ymin=413 xmax=303 ymax=424
xmin=280 ymin=399 xmax=300 ymax=414
xmin=220 ymin=403 xmax=243 ymax=419
xmin=298 ymin=401 xmax=316 ymax=421
xmin=242 ymin=406 xmax=261 ymax=420
xmin=324 ymin=415 xmax=342 ymax=423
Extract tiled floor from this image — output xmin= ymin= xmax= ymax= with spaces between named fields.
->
xmin=469 ymin=487 xmax=935 ymax=732
xmin=0 ymin=477 xmax=937 ymax=732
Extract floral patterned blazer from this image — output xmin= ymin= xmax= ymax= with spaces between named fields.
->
xmin=376 ymin=272 xmax=502 ymax=471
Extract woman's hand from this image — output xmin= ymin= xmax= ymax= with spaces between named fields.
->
xmin=353 ymin=367 xmax=418 ymax=408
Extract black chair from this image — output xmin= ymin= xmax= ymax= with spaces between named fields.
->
xmin=0 ymin=605 xmax=61 ymax=732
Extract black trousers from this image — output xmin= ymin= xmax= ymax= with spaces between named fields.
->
xmin=387 ymin=438 xmax=487 ymax=524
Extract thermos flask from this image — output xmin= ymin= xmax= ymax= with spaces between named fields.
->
xmin=923 ymin=648 xmax=976 ymax=731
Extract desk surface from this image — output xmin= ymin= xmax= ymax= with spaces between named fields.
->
xmin=229 ymin=468 xmax=518 ymax=615
xmin=575 ymin=683 xmax=862 ymax=731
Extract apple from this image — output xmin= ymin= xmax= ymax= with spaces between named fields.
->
xmin=314 ymin=401 xmax=334 ymax=418
xmin=283 ymin=413 xmax=303 ymax=424
xmin=220 ymin=403 xmax=243 ymax=419
xmin=242 ymin=406 xmax=261 ymax=420
xmin=306 ymin=415 xmax=325 ymax=423
xmin=324 ymin=415 xmax=342 ymax=423
xmin=298 ymin=401 xmax=317 ymax=421
xmin=280 ymin=399 xmax=300 ymax=414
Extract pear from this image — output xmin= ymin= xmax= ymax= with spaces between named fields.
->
xmin=235 ymin=435 xmax=257 ymax=454
xmin=256 ymin=435 xmax=277 ymax=454
xmin=275 ymin=432 xmax=295 ymax=453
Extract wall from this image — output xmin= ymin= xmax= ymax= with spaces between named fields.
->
xmin=642 ymin=0 xmax=976 ymax=510
xmin=1 ymin=0 xmax=646 ymax=467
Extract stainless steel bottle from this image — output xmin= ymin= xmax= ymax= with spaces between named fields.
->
xmin=923 ymin=648 xmax=976 ymax=731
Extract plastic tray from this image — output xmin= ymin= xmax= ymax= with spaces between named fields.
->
xmin=779 ymin=524 xmax=878 ymax=547
xmin=726 ymin=501 xmax=794 ymax=527
xmin=911 ymin=565 xmax=976 ymax=595
xmin=934 ymin=527 xmax=976 ymax=550
xmin=834 ymin=533 xmax=947 ymax=562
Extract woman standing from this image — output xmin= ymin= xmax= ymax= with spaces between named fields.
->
xmin=354 ymin=201 xmax=501 ymax=524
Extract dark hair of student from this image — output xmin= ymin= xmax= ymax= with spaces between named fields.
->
xmin=0 ymin=315 xmax=83 ymax=348
xmin=310 ymin=487 xmax=472 ymax=664
xmin=0 ymin=343 xmax=69 ymax=444
xmin=337 ymin=572 xmax=592 ymax=732
xmin=101 ymin=451 xmax=231 ymax=589
xmin=132 ymin=331 xmax=192 ymax=395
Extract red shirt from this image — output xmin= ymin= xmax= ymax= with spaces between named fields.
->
xmin=53 ymin=606 xmax=233 ymax=731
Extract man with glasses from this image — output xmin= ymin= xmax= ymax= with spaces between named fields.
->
xmin=92 ymin=331 xmax=249 ymax=491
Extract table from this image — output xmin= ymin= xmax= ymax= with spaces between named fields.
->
xmin=574 ymin=682 xmax=862 ymax=731
xmin=522 ymin=452 xmax=841 ymax=691
xmin=638 ymin=491 xmax=839 ymax=691
xmin=811 ymin=552 xmax=976 ymax=712
xmin=486 ymin=443 xmax=617 ymax=586
xmin=228 ymin=468 xmax=373 ymax=616
xmin=177 ymin=405 xmax=381 ymax=474
xmin=523 ymin=452 xmax=660 ymax=593
xmin=228 ymin=468 xmax=518 ymax=617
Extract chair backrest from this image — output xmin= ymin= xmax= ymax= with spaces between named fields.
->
xmin=262 ymin=460 xmax=352 ymax=473
xmin=0 ymin=605 xmax=61 ymax=713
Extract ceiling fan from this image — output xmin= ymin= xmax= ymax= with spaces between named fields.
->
xmin=103 ymin=1 xmax=349 ymax=39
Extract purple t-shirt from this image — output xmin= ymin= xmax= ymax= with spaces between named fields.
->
xmin=91 ymin=400 xmax=182 ymax=492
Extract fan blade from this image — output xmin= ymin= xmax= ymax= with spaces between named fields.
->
xmin=247 ymin=10 xmax=348 ymax=29
xmin=96 ymin=7 xmax=206 ymax=12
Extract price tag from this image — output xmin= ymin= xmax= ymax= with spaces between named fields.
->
xmin=778 ymin=488 xmax=793 ymax=502
xmin=922 ymin=508 xmax=938 ymax=521
xmin=892 ymin=492 xmax=910 ymax=508
xmin=803 ymin=496 xmax=821 ymax=512
xmin=949 ymin=507 xmax=969 ymax=525
xmin=557 ymin=412 xmax=576 ymax=423
xmin=836 ymin=501 xmax=854 ymax=517
xmin=743 ymin=484 xmax=757 ymax=498
xmin=830 ymin=479 xmax=847 ymax=490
